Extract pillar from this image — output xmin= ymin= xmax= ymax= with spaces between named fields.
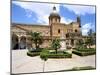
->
xmin=74 ymin=40 xmax=77 ymax=48
xmin=18 ymin=36 xmax=21 ymax=49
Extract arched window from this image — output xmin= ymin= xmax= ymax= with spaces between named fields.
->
xmin=55 ymin=18 xmax=57 ymax=22
xmin=66 ymin=33 xmax=69 ymax=38
xmin=75 ymin=29 xmax=78 ymax=32
xmin=58 ymin=29 xmax=60 ymax=33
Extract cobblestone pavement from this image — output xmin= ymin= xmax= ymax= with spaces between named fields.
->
xmin=12 ymin=49 xmax=96 ymax=74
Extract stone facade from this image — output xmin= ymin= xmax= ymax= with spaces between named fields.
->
xmin=11 ymin=6 xmax=82 ymax=50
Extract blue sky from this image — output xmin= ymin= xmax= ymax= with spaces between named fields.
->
xmin=12 ymin=1 xmax=96 ymax=35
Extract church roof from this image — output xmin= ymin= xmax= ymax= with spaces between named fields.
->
xmin=12 ymin=23 xmax=50 ymax=27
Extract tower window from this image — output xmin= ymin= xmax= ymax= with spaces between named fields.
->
xmin=75 ymin=29 xmax=78 ymax=32
xmin=55 ymin=18 xmax=57 ymax=22
xmin=66 ymin=33 xmax=69 ymax=38
xmin=58 ymin=29 xmax=60 ymax=33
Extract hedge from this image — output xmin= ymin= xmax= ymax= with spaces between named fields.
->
xmin=47 ymin=53 xmax=72 ymax=58
xmin=72 ymin=50 xmax=96 ymax=56
xmin=77 ymin=48 xmax=96 ymax=52
xmin=48 ymin=51 xmax=72 ymax=58
xmin=27 ymin=51 xmax=40 ymax=57
xmin=40 ymin=50 xmax=72 ymax=58
xmin=56 ymin=66 xmax=95 ymax=72
xmin=50 ymin=51 xmax=66 ymax=54
xmin=72 ymin=66 xmax=95 ymax=71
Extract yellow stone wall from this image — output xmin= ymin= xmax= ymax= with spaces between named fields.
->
xmin=72 ymin=22 xmax=80 ymax=32
xmin=15 ymin=24 xmax=50 ymax=36
xmin=11 ymin=21 xmax=81 ymax=49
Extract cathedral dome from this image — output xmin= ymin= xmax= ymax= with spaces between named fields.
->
xmin=49 ymin=13 xmax=60 ymax=18
xmin=49 ymin=6 xmax=60 ymax=19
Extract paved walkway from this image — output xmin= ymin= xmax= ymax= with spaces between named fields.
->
xmin=12 ymin=49 xmax=96 ymax=74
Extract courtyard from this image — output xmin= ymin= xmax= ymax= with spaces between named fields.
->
xmin=12 ymin=49 xmax=96 ymax=74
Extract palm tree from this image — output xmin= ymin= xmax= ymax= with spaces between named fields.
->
xmin=52 ymin=39 xmax=61 ymax=54
xmin=28 ymin=32 xmax=43 ymax=50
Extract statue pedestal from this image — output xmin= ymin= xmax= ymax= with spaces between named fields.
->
xmin=60 ymin=31 xmax=66 ymax=50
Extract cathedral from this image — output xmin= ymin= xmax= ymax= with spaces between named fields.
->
xmin=11 ymin=6 xmax=82 ymax=50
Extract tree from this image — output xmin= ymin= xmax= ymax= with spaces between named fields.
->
xmin=76 ymin=39 xmax=84 ymax=49
xmin=88 ymin=29 xmax=93 ymax=36
xmin=92 ymin=32 xmax=96 ymax=45
xmin=52 ymin=39 xmax=61 ymax=54
xmin=85 ymin=37 xmax=93 ymax=48
xmin=85 ymin=29 xmax=94 ymax=48
xmin=28 ymin=32 xmax=43 ymax=50
xmin=40 ymin=50 xmax=48 ymax=72
xmin=93 ymin=32 xmax=96 ymax=37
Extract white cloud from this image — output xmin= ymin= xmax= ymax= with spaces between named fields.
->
xmin=61 ymin=17 xmax=73 ymax=24
xmin=25 ymin=9 xmax=33 ymax=18
xmin=81 ymin=23 xmax=95 ymax=35
xmin=12 ymin=1 xmax=60 ymax=24
xmin=63 ymin=5 xmax=95 ymax=15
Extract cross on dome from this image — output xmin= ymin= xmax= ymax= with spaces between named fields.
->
xmin=52 ymin=6 xmax=57 ymax=13
xmin=53 ymin=6 xmax=56 ymax=10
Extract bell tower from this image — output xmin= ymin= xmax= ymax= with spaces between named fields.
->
xmin=49 ymin=6 xmax=61 ymax=25
xmin=49 ymin=6 xmax=61 ymax=38
xmin=77 ymin=16 xmax=81 ymax=27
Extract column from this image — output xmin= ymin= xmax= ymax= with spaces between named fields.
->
xmin=18 ymin=37 xmax=20 ymax=49
xmin=74 ymin=40 xmax=77 ymax=48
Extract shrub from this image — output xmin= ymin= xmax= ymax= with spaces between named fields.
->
xmin=40 ymin=49 xmax=49 ymax=60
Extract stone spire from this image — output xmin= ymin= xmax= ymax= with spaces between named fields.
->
xmin=77 ymin=16 xmax=81 ymax=27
